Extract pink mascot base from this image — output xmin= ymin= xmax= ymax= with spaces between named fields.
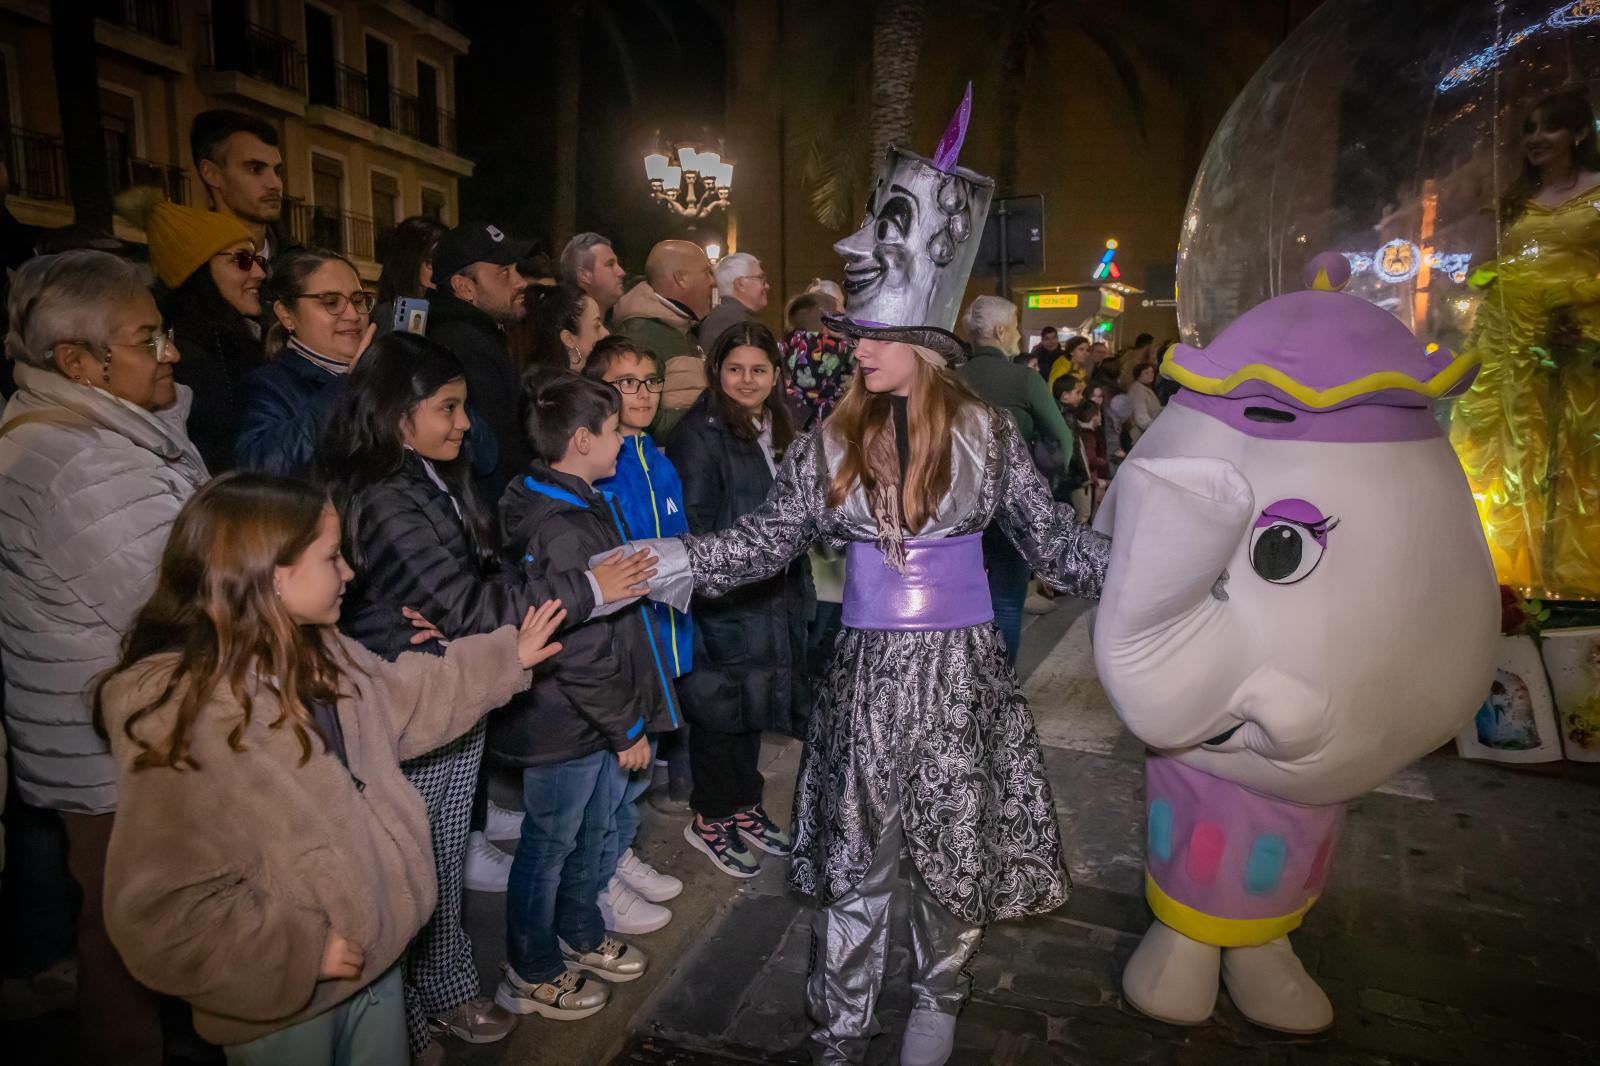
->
xmin=1092 ymin=260 xmax=1499 ymax=1032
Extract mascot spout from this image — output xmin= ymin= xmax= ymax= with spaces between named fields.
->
xmin=1093 ymin=457 xmax=1257 ymax=748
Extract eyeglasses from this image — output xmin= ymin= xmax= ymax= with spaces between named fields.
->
xmin=218 ymin=249 xmax=267 ymax=273
xmin=53 ymin=329 xmax=177 ymax=364
xmin=606 ymin=375 xmax=664 ymax=395
xmin=296 ymin=291 xmax=376 ymax=315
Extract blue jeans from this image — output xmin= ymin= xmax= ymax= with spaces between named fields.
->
xmin=982 ymin=521 xmax=1030 ymax=666
xmin=225 ymin=966 xmax=406 ymax=1066
xmin=598 ymin=735 xmax=657 ymax=885
xmin=505 ymin=750 xmax=621 ymax=984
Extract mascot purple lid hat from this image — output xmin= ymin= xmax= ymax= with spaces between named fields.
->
xmin=1162 ymin=253 xmax=1480 ymax=444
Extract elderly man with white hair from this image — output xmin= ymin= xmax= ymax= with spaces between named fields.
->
xmin=696 ymin=251 xmax=769 ymax=355
xmin=957 ymin=293 xmax=1080 ymax=664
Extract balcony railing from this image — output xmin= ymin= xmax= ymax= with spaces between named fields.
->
xmin=283 ymin=198 xmax=386 ymax=261
xmin=114 ymin=156 xmax=188 ymax=204
xmin=2 ymin=126 xmax=67 ymax=202
xmin=206 ymin=20 xmax=306 ymax=94
xmin=96 ymin=0 xmax=180 ymax=45
xmin=390 ymin=88 xmax=457 ymax=153
xmin=309 ymin=62 xmax=373 ymax=121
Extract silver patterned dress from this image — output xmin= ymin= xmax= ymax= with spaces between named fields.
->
xmin=665 ymin=403 xmax=1110 ymax=925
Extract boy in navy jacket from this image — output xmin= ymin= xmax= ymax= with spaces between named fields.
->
xmin=492 ymin=370 xmax=679 ymax=1022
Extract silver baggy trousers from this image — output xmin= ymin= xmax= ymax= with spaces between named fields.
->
xmin=805 ymin=802 xmax=985 ymax=1064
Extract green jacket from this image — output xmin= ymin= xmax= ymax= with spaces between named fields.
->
xmin=958 ymin=346 xmax=1076 ymax=461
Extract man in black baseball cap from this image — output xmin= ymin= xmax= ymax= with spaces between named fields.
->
xmin=426 ymin=220 xmax=534 ymax=502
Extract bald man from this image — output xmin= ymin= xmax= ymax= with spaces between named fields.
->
xmin=613 ymin=239 xmax=716 ymax=437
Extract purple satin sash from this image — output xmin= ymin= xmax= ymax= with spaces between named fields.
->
xmin=841 ymin=533 xmax=995 ymax=631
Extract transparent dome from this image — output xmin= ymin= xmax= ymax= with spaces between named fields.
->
xmin=1178 ymin=0 xmax=1600 ymax=600
xmin=1179 ymin=0 xmax=1600 ymax=347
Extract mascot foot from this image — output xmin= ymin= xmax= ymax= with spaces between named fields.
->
xmin=1221 ymin=937 xmax=1333 ymax=1034
xmin=1121 ymin=921 xmax=1221 ymax=1025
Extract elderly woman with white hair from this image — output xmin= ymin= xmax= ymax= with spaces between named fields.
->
xmin=697 ymin=251 xmax=770 ymax=354
xmin=0 ymin=249 xmax=207 ymax=1066
xmin=956 ymin=294 xmax=1081 ymax=664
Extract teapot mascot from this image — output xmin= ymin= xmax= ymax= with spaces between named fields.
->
xmin=1092 ymin=258 xmax=1499 ymax=1033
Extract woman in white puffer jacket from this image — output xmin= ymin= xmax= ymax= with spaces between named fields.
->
xmin=0 ymin=250 xmax=207 ymax=1066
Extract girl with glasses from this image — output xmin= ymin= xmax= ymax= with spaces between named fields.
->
xmin=235 ymin=248 xmax=377 ymax=478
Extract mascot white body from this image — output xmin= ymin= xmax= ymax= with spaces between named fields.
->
xmin=1092 ymin=271 xmax=1499 ymax=1032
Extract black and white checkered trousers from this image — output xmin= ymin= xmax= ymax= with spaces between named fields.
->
xmin=400 ymin=717 xmax=488 ymax=1054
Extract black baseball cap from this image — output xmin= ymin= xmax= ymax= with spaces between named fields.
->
xmin=432 ymin=221 xmax=530 ymax=279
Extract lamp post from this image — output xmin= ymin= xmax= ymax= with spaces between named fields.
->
xmin=643 ymin=143 xmax=733 ymax=222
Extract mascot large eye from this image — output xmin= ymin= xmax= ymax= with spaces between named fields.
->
xmin=1249 ymin=499 xmax=1338 ymax=585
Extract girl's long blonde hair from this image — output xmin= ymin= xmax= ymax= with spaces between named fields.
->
xmin=823 ymin=347 xmax=980 ymax=531
xmin=95 ymin=472 xmax=361 ymax=771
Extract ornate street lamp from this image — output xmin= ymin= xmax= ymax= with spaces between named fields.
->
xmin=643 ymin=143 xmax=733 ymax=221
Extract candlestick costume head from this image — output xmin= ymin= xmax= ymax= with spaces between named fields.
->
xmin=833 ymin=84 xmax=995 ymax=334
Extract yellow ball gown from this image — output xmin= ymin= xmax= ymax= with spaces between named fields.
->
xmin=1451 ymin=183 xmax=1600 ymax=600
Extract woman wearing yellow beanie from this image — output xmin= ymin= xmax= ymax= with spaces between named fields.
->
xmin=145 ymin=199 xmax=268 ymax=473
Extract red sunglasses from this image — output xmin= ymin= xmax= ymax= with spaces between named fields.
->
xmin=218 ymin=249 xmax=267 ymax=272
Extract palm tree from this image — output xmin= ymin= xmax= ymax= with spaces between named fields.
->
xmin=982 ymin=0 xmax=1281 ymax=197
xmin=784 ymin=0 xmax=926 ymax=231
xmin=868 ymin=0 xmax=925 ymax=164
xmin=51 ymin=0 xmax=113 ymax=232
xmin=548 ymin=1 xmax=693 ymax=248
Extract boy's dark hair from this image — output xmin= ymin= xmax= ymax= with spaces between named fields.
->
xmin=1133 ymin=332 xmax=1154 ymax=348
xmin=521 ymin=367 xmax=621 ymax=463
xmin=1051 ymin=373 xmax=1083 ymax=403
xmin=582 ymin=335 xmax=659 ymax=379
xmin=1041 ymin=325 xmax=1058 ymax=337
xmin=190 ymin=109 xmax=279 ymax=168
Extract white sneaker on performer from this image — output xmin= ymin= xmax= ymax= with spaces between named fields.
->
xmin=484 ymin=799 xmax=524 ymax=842
xmin=616 ymin=848 xmax=683 ymax=902
xmin=598 ymin=875 xmax=672 ymax=934
xmin=900 ymin=1008 xmax=957 ymax=1066
xmin=463 ymin=831 xmax=512 ymax=893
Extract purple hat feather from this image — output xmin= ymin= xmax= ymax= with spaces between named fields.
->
xmin=932 ymin=83 xmax=972 ymax=173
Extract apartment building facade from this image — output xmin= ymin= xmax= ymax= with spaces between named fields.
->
xmin=0 ymin=0 xmax=471 ymax=278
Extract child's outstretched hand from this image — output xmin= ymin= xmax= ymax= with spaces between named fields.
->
xmin=618 ymin=736 xmax=652 ymax=772
xmin=517 ymin=600 xmax=566 ymax=668
xmin=593 ymin=548 xmax=659 ymax=604
xmin=402 ymin=606 xmax=446 ymax=645
xmin=319 ymin=931 xmax=364 ymax=980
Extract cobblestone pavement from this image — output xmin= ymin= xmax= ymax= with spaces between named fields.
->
xmin=602 ymin=606 xmax=1600 ymax=1066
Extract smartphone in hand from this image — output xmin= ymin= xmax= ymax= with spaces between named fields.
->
xmin=395 ymin=297 xmax=430 ymax=334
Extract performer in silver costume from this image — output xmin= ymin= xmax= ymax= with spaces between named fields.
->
xmin=636 ymin=91 xmax=1110 ymax=1066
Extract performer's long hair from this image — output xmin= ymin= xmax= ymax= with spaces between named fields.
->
xmin=94 ymin=473 xmax=363 ymax=771
xmin=824 ymin=348 xmax=979 ymax=531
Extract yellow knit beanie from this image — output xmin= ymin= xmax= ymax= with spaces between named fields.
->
xmin=143 ymin=200 xmax=256 ymax=290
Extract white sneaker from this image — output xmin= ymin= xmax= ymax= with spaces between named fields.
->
xmin=616 ymin=848 xmax=683 ymax=902
xmin=463 ymin=831 xmax=512 ymax=893
xmin=900 ymin=1008 xmax=957 ymax=1066
xmin=597 ymin=875 xmax=671 ymax=934
xmin=485 ymin=799 xmax=524 ymax=842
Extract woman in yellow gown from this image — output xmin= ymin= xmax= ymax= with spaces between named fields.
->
xmin=1453 ymin=89 xmax=1600 ymax=600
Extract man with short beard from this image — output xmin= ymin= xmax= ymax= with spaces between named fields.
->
xmin=426 ymin=221 xmax=533 ymax=503
xmin=190 ymin=110 xmax=297 ymax=264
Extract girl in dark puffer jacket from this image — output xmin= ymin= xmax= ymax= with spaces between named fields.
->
xmin=670 ymin=323 xmax=814 ymax=879
xmin=314 ymin=332 xmax=655 ymax=1061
